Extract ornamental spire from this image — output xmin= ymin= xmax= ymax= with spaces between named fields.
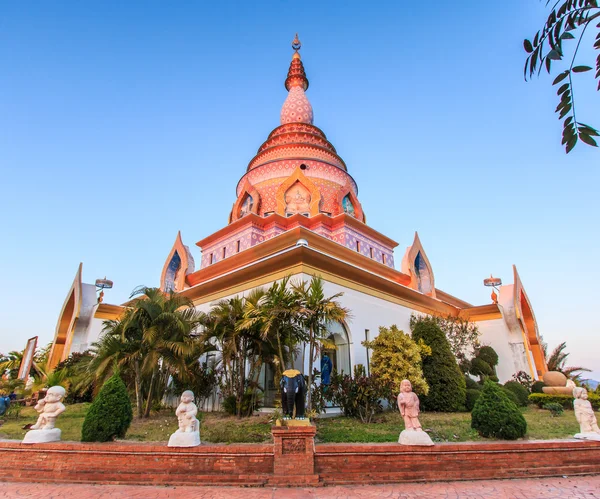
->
xmin=285 ymin=33 xmax=309 ymax=91
xmin=281 ymin=34 xmax=313 ymax=125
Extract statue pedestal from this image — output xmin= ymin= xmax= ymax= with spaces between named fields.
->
xmin=574 ymin=432 xmax=600 ymax=441
xmin=22 ymin=428 xmax=61 ymax=444
xmin=398 ymin=429 xmax=434 ymax=446
xmin=168 ymin=429 xmax=201 ymax=447
xmin=269 ymin=425 xmax=319 ymax=486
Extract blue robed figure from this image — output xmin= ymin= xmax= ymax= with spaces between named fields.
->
xmin=321 ymin=353 xmax=333 ymax=386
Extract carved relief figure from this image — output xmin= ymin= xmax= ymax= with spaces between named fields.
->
xmin=397 ymin=379 xmax=422 ymax=431
xmin=239 ymin=194 xmax=254 ymax=217
xmin=31 ymin=386 xmax=66 ymax=430
xmin=285 ymin=182 xmax=311 ymax=215
xmin=573 ymin=387 xmax=600 ymax=435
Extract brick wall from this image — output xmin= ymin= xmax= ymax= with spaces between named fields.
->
xmin=0 ymin=435 xmax=599 ymax=487
xmin=315 ymin=440 xmax=600 ymax=485
xmin=0 ymin=441 xmax=273 ymax=486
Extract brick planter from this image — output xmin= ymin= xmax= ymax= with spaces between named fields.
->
xmin=270 ymin=425 xmax=319 ymax=486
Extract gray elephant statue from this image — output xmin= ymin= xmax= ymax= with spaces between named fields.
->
xmin=280 ymin=369 xmax=306 ymax=419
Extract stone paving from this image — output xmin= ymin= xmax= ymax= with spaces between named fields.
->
xmin=0 ymin=476 xmax=599 ymax=499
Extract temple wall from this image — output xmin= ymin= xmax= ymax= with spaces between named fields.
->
xmin=477 ymin=317 xmax=531 ymax=383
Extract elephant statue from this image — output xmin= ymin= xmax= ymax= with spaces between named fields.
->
xmin=280 ymin=369 xmax=306 ymax=419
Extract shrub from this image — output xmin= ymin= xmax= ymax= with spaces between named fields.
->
xmin=531 ymin=381 xmax=545 ymax=394
xmin=503 ymin=381 xmax=530 ymax=407
xmin=511 ymin=370 xmax=533 ymax=391
xmin=411 ymin=316 xmax=466 ymax=412
xmin=465 ymin=376 xmax=480 ymax=390
xmin=477 ymin=346 xmax=499 ymax=368
xmin=362 ymin=325 xmax=430 ymax=397
xmin=543 ymin=402 xmax=564 ymax=417
xmin=529 ymin=392 xmax=600 ymax=410
xmin=501 ymin=386 xmax=520 ymax=406
xmin=465 ymin=389 xmax=482 ymax=411
xmin=471 ymin=380 xmax=527 ymax=440
xmin=470 ymin=357 xmax=494 ymax=377
xmin=326 ymin=365 xmax=385 ymax=423
xmin=81 ymin=372 xmax=133 ymax=442
xmin=222 ymin=390 xmax=261 ymax=416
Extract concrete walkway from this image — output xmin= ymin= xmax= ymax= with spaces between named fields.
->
xmin=0 ymin=476 xmax=599 ymax=498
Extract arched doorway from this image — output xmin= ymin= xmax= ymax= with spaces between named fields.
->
xmin=321 ymin=322 xmax=351 ymax=376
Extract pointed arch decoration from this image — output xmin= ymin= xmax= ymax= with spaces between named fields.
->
xmin=337 ymin=184 xmax=364 ymax=222
xmin=160 ymin=231 xmax=196 ymax=293
xmin=48 ymin=263 xmax=83 ymax=370
xmin=230 ymin=179 xmax=261 ymax=222
xmin=275 ymin=166 xmax=321 ymax=217
xmin=400 ymin=232 xmax=436 ymax=298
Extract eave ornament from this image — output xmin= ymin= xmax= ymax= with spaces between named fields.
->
xmin=231 ymin=180 xmax=261 ymax=222
xmin=401 ymin=232 xmax=436 ymax=298
xmin=160 ymin=232 xmax=196 ymax=293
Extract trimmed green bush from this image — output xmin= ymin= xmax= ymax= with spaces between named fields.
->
xmin=81 ymin=372 xmax=133 ymax=442
xmin=477 ymin=346 xmax=499 ymax=368
xmin=465 ymin=376 xmax=480 ymax=390
xmin=465 ymin=388 xmax=482 ymax=411
xmin=531 ymin=381 xmax=545 ymax=394
xmin=471 ymin=380 xmax=527 ymax=440
xmin=503 ymin=381 xmax=530 ymax=407
xmin=411 ymin=316 xmax=466 ymax=412
xmin=529 ymin=392 xmax=600 ymax=410
xmin=501 ymin=386 xmax=520 ymax=406
xmin=470 ymin=358 xmax=493 ymax=377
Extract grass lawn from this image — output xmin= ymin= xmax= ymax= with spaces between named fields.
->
xmin=0 ymin=405 xmax=579 ymax=444
xmin=0 ymin=405 xmax=273 ymax=444
xmin=316 ymin=407 xmax=580 ymax=443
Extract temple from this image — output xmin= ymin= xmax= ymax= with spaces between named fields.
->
xmin=48 ymin=36 xmax=547 ymax=403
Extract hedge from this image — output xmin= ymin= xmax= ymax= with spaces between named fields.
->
xmin=528 ymin=392 xmax=600 ymax=410
xmin=472 ymin=380 xmax=527 ymax=440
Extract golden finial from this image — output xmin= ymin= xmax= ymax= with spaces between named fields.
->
xmin=292 ymin=33 xmax=301 ymax=52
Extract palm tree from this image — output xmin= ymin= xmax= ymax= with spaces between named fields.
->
xmin=238 ymin=278 xmax=305 ymax=375
xmin=292 ymin=276 xmax=350 ymax=411
xmin=91 ymin=287 xmax=202 ymax=418
xmin=544 ymin=341 xmax=591 ymax=381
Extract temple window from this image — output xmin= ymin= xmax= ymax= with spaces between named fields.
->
xmin=239 ymin=194 xmax=254 ymax=218
xmin=370 ymin=247 xmax=374 ymax=259
xmin=210 ymin=253 xmax=215 ymax=265
xmin=342 ymin=194 xmax=355 ymax=217
xmin=222 ymin=247 xmax=226 ymax=259
xmin=382 ymin=254 xmax=387 ymax=265
xmin=236 ymin=240 xmax=241 ymax=253
xmin=414 ymin=251 xmax=432 ymax=294
xmin=356 ymin=241 xmax=361 ymax=253
xmin=164 ymin=251 xmax=181 ymax=292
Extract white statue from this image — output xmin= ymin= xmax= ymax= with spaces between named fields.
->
xmin=573 ymin=387 xmax=600 ymax=441
xmin=168 ymin=390 xmax=201 ymax=447
xmin=23 ymin=386 xmax=66 ymax=444
xmin=397 ymin=379 xmax=434 ymax=446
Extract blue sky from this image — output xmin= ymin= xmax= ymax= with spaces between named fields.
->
xmin=1 ymin=1 xmax=598 ymax=379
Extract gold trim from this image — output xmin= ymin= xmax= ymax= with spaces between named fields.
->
xmin=275 ymin=166 xmax=322 ymax=217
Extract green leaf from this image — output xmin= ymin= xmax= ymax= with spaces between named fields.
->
xmin=559 ymin=104 xmax=572 ymax=119
xmin=547 ymin=50 xmax=562 ymax=60
xmin=523 ymin=39 xmax=534 ymax=53
xmin=579 ymin=133 xmax=598 ymax=147
xmin=552 ymin=71 xmax=570 ymax=85
xmin=572 ymin=66 xmax=592 ymax=73
xmin=565 ymin=135 xmax=578 ymax=154
xmin=561 ymin=32 xmax=576 ymax=39
xmin=556 ymin=83 xmax=570 ymax=95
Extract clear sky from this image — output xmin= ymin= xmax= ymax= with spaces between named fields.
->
xmin=1 ymin=1 xmax=598 ymax=379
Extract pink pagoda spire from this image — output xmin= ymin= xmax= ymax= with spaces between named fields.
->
xmin=280 ymin=34 xmax=314 ymax=125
